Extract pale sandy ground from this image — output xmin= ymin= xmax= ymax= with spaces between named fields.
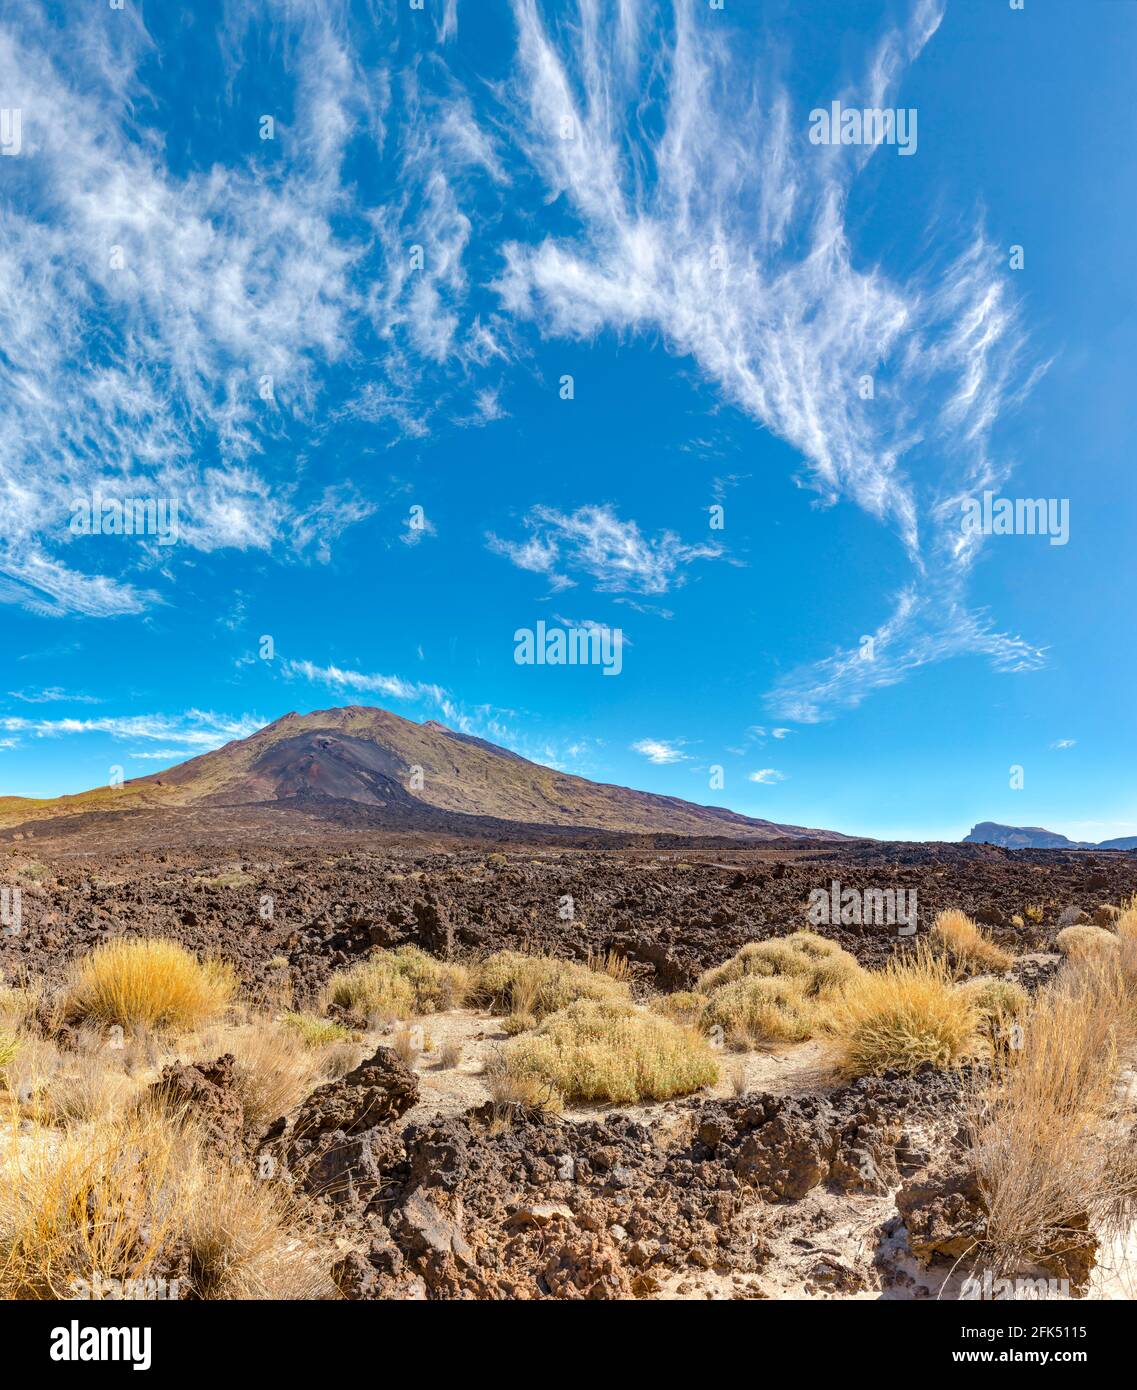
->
xmin=386 ymin=1009 xmax=1137 ymax=1302
xmin=386 ymin=1008 xmax=836 ymax=1129
xmin=4 ymin=1006 xmax=1134 ymax=1302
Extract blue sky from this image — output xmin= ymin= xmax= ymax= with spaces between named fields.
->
xmin=0 ymin=0 xmax=1133 ymax=842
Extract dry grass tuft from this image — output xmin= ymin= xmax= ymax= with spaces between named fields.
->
xmin=483 ymin=1051 xmax=559 ymax=1116
xmin=690 ymin=932 xmax=861 ymax=1047
xmin=931 ymin=909 xmax=1014 ymax=972
xmin=702 ymin=975 xmax=816 ymax=1048
xmin=2 ymin=1034 xmax=152 ymax=1129
xmin=497 ymin=998 xmax=718 ymax=1106
xmin=474 ymin=950 xmax=630 ymax=1024
xmin=0 ymin=976 xmax=44 ymax=1034
xmin=587 ymin=949 xmax=632 ymax=983
xmin=1056 ymin=924 xmax=1118 ymax=960
xmin=1114 ymin=894 xmax=1137 ymax=940
xmin=324 ymin=946 xmax=469 ymax=1020
xmin=0 ymin=1107 xmax=332 ymax=1299
xmin=696 ymin=931 xmax=861 ymax=997
xmin=61 ymin=939 xmax=236 ymax=1033
xmin=960 ymin=975 xmax=1030 ymax=1021
xmin=501 ymin=1011 xmax=536 ymax=1036
xmin=220 ymin=1020 xmax=323 ymax=1134
xmin=826 ymin=945 xmax=983 ymax=1077
xmin=391 ymin=1025 xmax=422 ymax=1070
xmin=0 ymin=1032 xmax=18 ymax=1069
xmin=969 ymin=952 xmax=1137 ymax=1275
xmin=318 ymin=1040 xmax=363 ymax=1081
xmin=648 ymin=991 xmax=708 ymax=1028
xmin=38 ymin=1057 xmax=139 ymax=1127
xmin=279 ymin=1012 xmax=352 ymax=1047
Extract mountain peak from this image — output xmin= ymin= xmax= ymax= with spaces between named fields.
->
xmin=963 ymin=821 xmax=1137 ymax=851
xmin=0 ymin=702 xmax=851 ymax=843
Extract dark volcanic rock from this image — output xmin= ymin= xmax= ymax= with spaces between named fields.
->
xmin=281 ymin=1046 xmax=419 ymax=1205
xmin=4 ymin=840 xmax=1134 ymax=1002
xmin=322 ymin=1067 xmax=965 ymax=1300
xmin=897 ymin=1153 xmax=987 ymax=1264
xmin=146 ymin=1053 xmax=245 ymax=1162
xmin=896 ymin=1153 xmax=1099 ymax=1293
xmin=293 ymin=1045 xmax=419 ymax=1137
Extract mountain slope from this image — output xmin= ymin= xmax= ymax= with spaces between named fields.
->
xmin=963 ymin=821 xmax=1137 ymax=851
xmin=0 ymin=705 xmax=850 ymax=842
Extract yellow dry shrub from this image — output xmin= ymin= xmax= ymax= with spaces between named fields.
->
xmin=0 ymin=1107 xmax=331 ymax=1299
xmin=498 ymin=998 xmax=718 ymax=1106
xmin=702 ymin=975 xmax=816 ymax=1047
xmin=1056 ymin=924 xmax=1118 ymax=960
xmin=279 ymin=1012 xmax=352 ymax=1047
xmin=501 ymin=1012 xmax=537 ymax=1036
xmin=0 ymin=977 xmax=43 ymax=1033
xmin=648 ymin=991 xmax=708 ymax=1029
xmin=473 ymin=951 xmax=630 ymax=1024
xmin=324 ymin=946 xmax=469 ymax=1019
xmin=1115 ymin=894 xmax=1137 ymax=940
xmin=931 ymin=909 xmax=1014 ymax=972
xmin=36 ymin=1056 xmax=139 ymax=1128
xmin=221 ymin=1020 xmax=324 ymax=1133
xmin=959 ymin=975 xmax=1030 ymax=1022
xmin=969 ymin=953 xmax=1137 ymax=1275
xmin=691 ymin=931 xmax=861 ymax=1047
xmin=826 ymin=945 xmax=984 ymax=1077
xmin=62 ymin=939 xmax=236 ymax=1032
xmin=696 ymin=931 xmax=861 ymax=997
xmin=587 ymin=949 xmax=632 ymax=983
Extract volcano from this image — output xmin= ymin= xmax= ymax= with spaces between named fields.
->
xmin=0 ymin=705 xmax=851 ymax=844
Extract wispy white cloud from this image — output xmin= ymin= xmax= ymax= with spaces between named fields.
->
xmin=632 ymin=737 xmax=688 ymax=765
xmin=455 ymin=386 xmax=509 ymax=428
xmin=749 ymin=768 xmax=786 ymax=785
xmin=489 ymin=503 xmax=721 ymax=594
xmin=491 ymin=0 xmax=1042 ymax=719
xmin=128 ymin=749 xmax=202 ymax=761
xmin=1050 ymin=738 xmax=1076 ymax=750
xmin=400 ymin=512 xmax=439 ymax=547
xmin=279 ymin=651 xmax=594 ymax=770
xmin=552 ymin=614 xmax=632 ymax=645
xmin=0 ymin=1 xmax=502 ymax=616
xmin=7 ymin=687 xmax=101 ymax=704
xmin=769 ymin=586 xmax=1046 ymax=723
xmin=0 ymin=710 xmax=266 ymax=748
xmin=280 ymin=659 xmax=443 ymax=706
xmin=0 ymin=4 xmax=374 ymax=613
